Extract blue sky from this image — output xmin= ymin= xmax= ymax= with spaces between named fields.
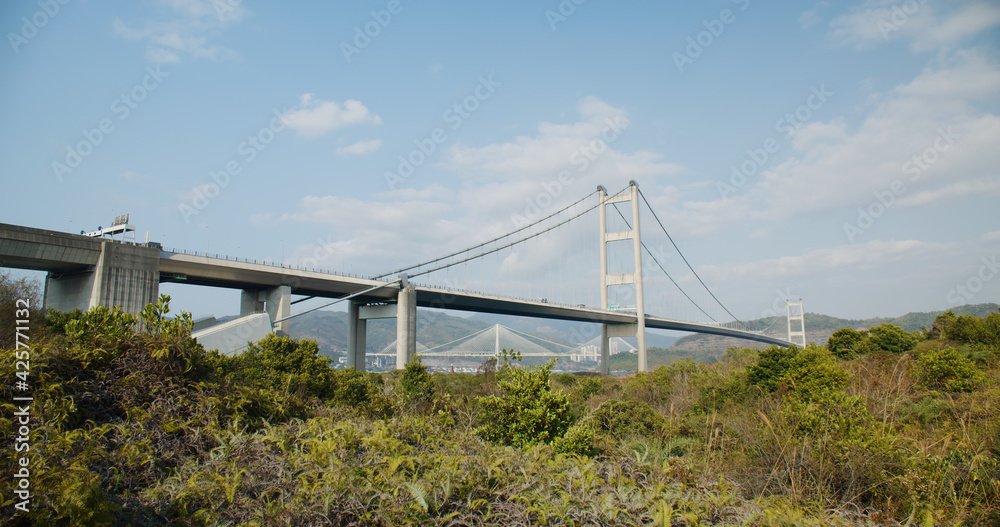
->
xmin=2 ymin=0 xmax=999 ymax=324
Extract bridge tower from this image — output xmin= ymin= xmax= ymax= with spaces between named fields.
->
xmin=786 ymin=299 xmax=806 ymax=347
xmin=598 ymin=181 xmax=647 ymax=373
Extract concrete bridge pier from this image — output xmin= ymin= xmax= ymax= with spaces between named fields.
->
xmin=44 ymin=241 xmax=159 ymax=315
xmin=240 ymin=285 xmax=291 ymax=336
xmin=346 ymin=300 xmax=369 ymax=370
xmin=396 ymin=283 xmax=417 ymax=369
xmin=600 ymin=324 xmax=610 ymax=375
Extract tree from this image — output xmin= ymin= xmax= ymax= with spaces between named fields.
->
xmin=0 ymin=271 xmax=42 ymax=349
xmin=828 ymin=328 xmax=865 ymax=359
xmin=914 ymin=347 xmax=985 ymax=392
xmin=400 ymin=355 xmax=435 ymax=405
xmin=864 ymin=323 xmax=919 ymax=353
xmin=476 ymin=359 xmax=572 ymax=448
xmin=228 ymin=334 xmax=335 ymax=399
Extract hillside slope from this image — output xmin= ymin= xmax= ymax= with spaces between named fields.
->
xmin=670 ymin=303 xmax=999 ymax=353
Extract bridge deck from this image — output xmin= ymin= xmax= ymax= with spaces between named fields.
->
xmin=0 ymin=224 xmax=791 ymax=348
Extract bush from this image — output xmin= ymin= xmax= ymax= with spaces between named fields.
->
xmin=622 ymin=366 xmax=674 ymax=405
xmin=747 ymin=344 xmax=849 ymax=401
xmin=552 ymin=423 xmax=598 ymax=456
xmin=746 ymin=345 xmax=799 ymax=393
xmin=476 ymin=360 xmax=573 ymax=448
xmin=0 ymin=272 xmax=43 ymax=349
xmin=400 ymin=356 xmax=435 ymax=405
xmin=222 ymin=334 xmax=335 ymax=399
xmin=864 ymin=323 xmax=920 ymax=354
xmin=586 ymin=399 xmax=664 ymax=440
xmin=913 ymin=347 xmax=986 ymax=392
xmin=828 ymin=328 xmax=865 ymax=359
xmin=938 ymin=311 xmax=1000 ymax=348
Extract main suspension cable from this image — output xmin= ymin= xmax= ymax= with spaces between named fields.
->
xmin=408 ymin=190 xmax=619 ymax=279
xmin=637 ymin=187 xmax=744 ymax=325
xmin=374 ymin=188 xmax=600 ymax=280
xmin=609 ymin=202 xmax=718 ymax=323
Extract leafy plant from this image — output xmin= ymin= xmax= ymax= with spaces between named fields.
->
xmin=400 ymin=355 xmax=435 ymax=406
xmin=476 ymin=358 xmax=573 ymax=448
xmin=827 ymin=327 xmax=865 ymax=359
xmin=913 ymin=346 xmax=986 ymax=392
xmin=863 ymin=323 xmax=920 ymax=354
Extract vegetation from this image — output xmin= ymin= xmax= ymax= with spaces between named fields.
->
xmin=2 ymin=279 xmax=999 ymax=525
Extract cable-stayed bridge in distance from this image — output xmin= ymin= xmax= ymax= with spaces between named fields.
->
xmin=0 ymin=181 xmax=805 ymax=372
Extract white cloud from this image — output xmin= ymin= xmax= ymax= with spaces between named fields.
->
xmin=828 ymin=0 xmax=1000 ymax=51
xmin=264 ymin=97 xmax=678 ymax=277
xmin=699 ymin=239 xmax=949 ymax=282
xmin=113 ymin=0 xmax=247 ymax=63
xmin=335 ymin=139 xmax=382 ymax=157
xmin=667 ymin=51 xmax=1000 ymax=236
xmin=897 ymin=176 xmax=1000 ymax=207
xmin=281 ymin=94 xmax=382 ymax=139
xmin=443 ymin=95 xmax=683 ymax=219
xmin=800 ymin=2 xmax=830 ymax=29
xmin=982 ymin=231 xmax=1000 ymax=242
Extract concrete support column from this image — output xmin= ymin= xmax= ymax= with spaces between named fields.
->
xmin=347 ymin=301 xmax=361 ymax=370
xmin=354 ymin=316 xmax=367 ymax=370
xmin=266 ymin=285 xmax=291 ymax=337
xmin=630 ymin=182 xmax=647 ymax=372
xmin=240 ymin=289 xmax=265 ymax=316
xmin=599 ymin=323 xmax=610 ymax=375
xmin=396 ymin=283 xmax=417 ymax=369
xmin=45 ymin=240 xmax=159 ymax=315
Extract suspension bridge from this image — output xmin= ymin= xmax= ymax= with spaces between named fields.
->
xmin=0 ymin=180 xmax=805 ymax=373
xmin=265 ymin=180 xmax=803 ymax=372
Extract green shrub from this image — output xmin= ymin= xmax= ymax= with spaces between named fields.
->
xmin=575 ymin=376 xmax=603 ymax=401
xmin=552 ymin=423 xmax=598 ymax=456
xmin=939 ymin=312 xmax=1000 ymax=348
xmin=863 ymin=323 xmax=920 ymax=354
xmin=400 ymin=356 xmax=435 ymax=405
xmin=747 ymin=345 xmax=849 ymax=401
xmin=827 ymin=328 xmax=865 ymax=359
xmin=222 ymin=334 xmax=336 ymax=399
xmin=746 ymin=345 xmax=799 ymax=393
xmin=623 ymin=360 xmax=699 ymax=405
xmin=587 ymin=399 xmax=664 ymax=440
xmin=913 ymin=347 xmax=985 ymax=392
xmin=476 ymin=360 xmax=573 ymax=448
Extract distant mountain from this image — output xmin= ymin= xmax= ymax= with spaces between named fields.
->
xmin=273 ymin=303 xmax=1000 ymax=368
xmin=467 ymin=313 xmax=680 ymax=349
xmin=669 ymin=303 xmax=1000 ymax=353
xmin=288 ymin=309 xmax=492 ymax=359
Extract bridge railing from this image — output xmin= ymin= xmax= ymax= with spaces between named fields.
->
xmin=160 ymin=247 xmax=375 ymax=280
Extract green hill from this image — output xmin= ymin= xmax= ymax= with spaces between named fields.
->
xmin=670 ymin=303 xmax=1000 ymax=353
